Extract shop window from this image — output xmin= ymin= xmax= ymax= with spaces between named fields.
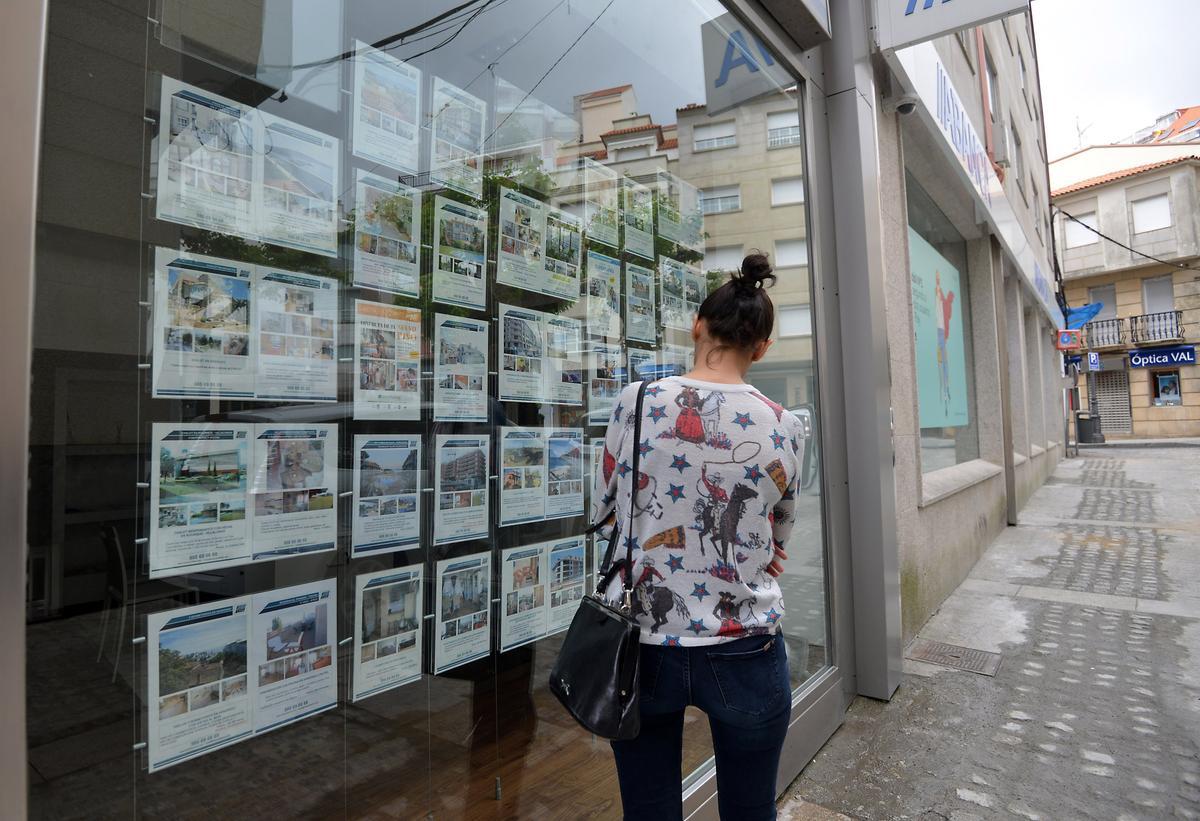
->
xmin=767 ymin=110 xmax=801 ymax=148
xmin=779 ymin=305 xmax=812 ymax=337
xmin=693 ymin=120 xmax=737 ymax=151
xmin=906 ymin=173 xmax=980 ymax=473
xmin=25 ymin=0 xmax=833 ymax=815
xmin=1152 ymin=370 xmax=1182 ymax=406
xmin=1132 ymin=193 xmax=1171 ymax=233
xmin=699 ymin=184 xmax=741 ymax=214
xmin=1064 ymin=210 xmax=1098 ymax=248
xmin=771 ymin=176 xmax=805 ymax=206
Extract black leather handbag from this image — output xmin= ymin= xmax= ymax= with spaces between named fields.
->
xmin=549 ymin=381 xmax=648 ymax=740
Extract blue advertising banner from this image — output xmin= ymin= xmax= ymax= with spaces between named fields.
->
xmin=1129 ymin=345 xmax=1195 ymax=369
xmin=909 ymin=227 xmax=969 ymax=428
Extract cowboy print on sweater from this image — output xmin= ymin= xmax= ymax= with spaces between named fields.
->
xmin=592 ymin=376 xmax=805 ymax=646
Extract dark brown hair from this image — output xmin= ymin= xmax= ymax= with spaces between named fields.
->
xmin=695 ymin=252 xmax=776 ymax=351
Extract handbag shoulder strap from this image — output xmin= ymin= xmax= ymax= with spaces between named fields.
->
xmin=621 ymin=380 xmax=649 ymax=595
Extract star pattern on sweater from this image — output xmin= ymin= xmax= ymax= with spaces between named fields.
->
xmin=662 ymin=635 xmax=681 ymax=647
xmin=769 ymin=430 xmax=786 ymax=450
xmin=733 ymin=412 xmax=755 ymax=430
xmin=617 ymin=460 xmax=631 ymax=477
xmin=670 ymin=453 xmax=692 ymax=473
xmin=647 ymin=404 xmax=668 ymax=424
xmin=612 ymin=402 xmax=624 ymax=422
xmin=666 ymin=554 xmax=685 ymax=573
xmin=667 ymin=483 xmax=686 ymax=502
xmin=687 ymin=619 xmax=707 ymax=635
xmin=691 ymin=583 xmax=710 ymax=602
xmin=764 ymin=608 xmax=781 ymax=625
xmin=645 ymin=384 xmax=664 ymax=397
xmin=637 ymin=439 xmax=654 ymax=457
xmin=743 ymin=464 xmax=764 ymax=485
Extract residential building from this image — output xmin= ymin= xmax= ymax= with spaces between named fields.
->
xmin=1052 ymin=149 xmax=1200 ymax=437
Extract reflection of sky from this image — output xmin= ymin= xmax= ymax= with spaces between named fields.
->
xmin=160 ymin=615 xmax=245 ymax=657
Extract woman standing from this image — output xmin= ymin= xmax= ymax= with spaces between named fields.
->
xmin=592 ymin=253 xmax=806 ymax=821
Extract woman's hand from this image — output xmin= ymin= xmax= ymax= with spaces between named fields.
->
xmin=765 ymin=546 xmax=787 ymax=578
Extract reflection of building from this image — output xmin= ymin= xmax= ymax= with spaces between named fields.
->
xmin=1052 ymin=146 xmax=1200 ymax=437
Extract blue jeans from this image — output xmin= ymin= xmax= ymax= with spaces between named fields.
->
xmin=611 ymin=633 xmax=791 ymax=821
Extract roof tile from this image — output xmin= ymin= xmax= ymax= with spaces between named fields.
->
xmin=1052 ymin=155 xmax=1199 ymax=197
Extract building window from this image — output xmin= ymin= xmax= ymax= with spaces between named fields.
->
xmin=1088 ymin=284 xmax=1117 ymax=320
xmin=692 ymin=120 xmax=736 ymax=151
xmin=984 ymin=47 xmax=999 ymax=121
xmin=955 ymin=29 xmax=974 ymax=70
xmin=774 ymin=238 xmax=808 ymax=267
xmin=615 ymin=145 xmax=650 ymax=161
xmin=767 ymin=110 xmax=801 ymax=148
xmin=906 ymin=173 xmax=979 ymax=472
xmin=699 ymin=184 xmax=740 ymax=214
xmin=1064 ymin=211 xmax=1098 ymax=248
xmin=1132 ymin=193 xmax=1171 ymax=233
xmin=778 ymin=305 xmax=812 ymax=337
xmin=1142 ymin=274 xmax=1175 ymax=313
xmin=1011 ymin=125 xmax=1025 ymax=197
xmin=1152 ymin=370 xmax=1182 ymax=406
xmin=1018 ymin=47 xmax=1028 ymax=105
xmin=703 ymin=244 xmax=744 ymax=274
xmin=770 ymin=177 xmax=805 ymax=206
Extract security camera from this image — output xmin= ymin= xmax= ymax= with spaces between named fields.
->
xmin=884 ymin=94 xmax=920 ymax=115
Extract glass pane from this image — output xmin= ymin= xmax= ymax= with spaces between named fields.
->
xmin=27 ymin=0 xmax=828 ymax=817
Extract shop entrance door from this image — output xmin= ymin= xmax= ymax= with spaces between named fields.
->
xmin=1095 ymin=370 xmax=1133 ymax=434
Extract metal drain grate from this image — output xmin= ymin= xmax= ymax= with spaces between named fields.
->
xmin=906 ymin=639 xmax=1002 ymax=676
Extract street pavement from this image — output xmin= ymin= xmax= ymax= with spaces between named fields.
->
xmin=778 ymin=445 xmax=1200 ymax=820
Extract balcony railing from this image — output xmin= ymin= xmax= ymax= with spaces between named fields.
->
xmin=1084 ymin=317 xmax=1125 ymax=349
xmin=1129 ymin=310 xmax=1184 ymax=344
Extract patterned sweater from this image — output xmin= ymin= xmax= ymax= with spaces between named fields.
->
xmin=591 ymin=377 xmax=805 ymax=646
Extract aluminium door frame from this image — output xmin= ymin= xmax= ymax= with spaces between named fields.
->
xmin=682 ymin=3 xmax=855 ymax=817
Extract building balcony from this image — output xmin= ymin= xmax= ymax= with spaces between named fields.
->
xmin=1083 ymin=318 xmax=1125 ymax=350
xmin=1129 ymin=310 xmax=1184 ymax=345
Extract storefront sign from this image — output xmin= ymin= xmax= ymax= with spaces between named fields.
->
xmin=1055 ymin=329 xmax=1081 ymax=351
xmin=890 ymin=43 xmax=1063 ymax=327
xmin=1087 ymin=352 xmax=1101 ymax=372
xmin=1129 ymin=345 xmax=1196 ymax=369
xmin=702 ymin=13 xmax=794 ymax=116
xmin=875 ymin=0 xmax=1030 ymax=51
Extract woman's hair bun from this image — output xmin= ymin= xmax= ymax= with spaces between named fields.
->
xmin=731 ymin=251 xmax=776 ymax=293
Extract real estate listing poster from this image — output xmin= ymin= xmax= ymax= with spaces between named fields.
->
xmin=351 ymin=41 xmax=421 ymax=173
xmin=249 ymin=425 xmax=337 ymax=561
xmin=582 ymin=157 xmax=620 ymax=249
xmin=255 ymin=266 xmax=338 ymax=402
xmin=352 ymin=435 xmax=421 ymax=557
xmin=661 ymin=342 xmax=694 ymax=377
xmin=655 ymin=170 xmax=703 ymax=251
xmin=660 ymin=256 xmax=705 ymax=331
xmin=496 ymin=186 xmax=547 ymax=292
xmin=545 ymin=314 xmax=585 ymax=405
xmin=500 ymin=543 xmax=548 ymax=651
xmin=257 ymin=110 xmax=340 ymax=257
xmin=156 ymin=77 xmax=258 ymax=239
xmin=249 ymin=579 xmax=337 ymax=733
xmin=623 ymin=178 xmax=655 ymax=261
xmin=150 ymin=423 xmax=253 ymax=577
xmin=435 ymin=552 xmax=492 ymax=674
xmin=434 ymin=435 xmax=490 ymax=545
xmin=432 ymin=195 xmax=488 ymax=310
xmin=147 ymin=598 xmax=253 ymax=772
xmin=153 ymin=249 xmax=339 ymax=403
xmin=586 ymin=250 xmax=622 ymax=339
xmin=353 ymin=565 xmax=424 ymax=701
xmin=545 ymin=429 xmax=585 ymax=519
xmin=499 ymin=304 xmax=583 ymax=405
xmin=499 ymin=428 xmax=546 ymax=526
xmin=152 ymin=249 xmax=256 ymax=400
xmin=434 ymin=313 xmax=489 ymax=422
xmin=430 ymin=77 xmax=485 ymax=199
xmin=587 ymin=341 xmax=623 ymax=423
xmin=353 ymin=170 xmax=421 ymax=298
xmin=627 ymin=347 xmax=658 ymax=383
xmin=354 ymin=300 xmax=422 ymax=420
xmin=625 ymin=261 xmax=658 ymax=344
xmin=542 ymin=206 xmax=583 ymax=301
xmin=147 ymin=578 xmax=337 ymax=773
xmin=547 ymin=536 xmax=587 ymax=634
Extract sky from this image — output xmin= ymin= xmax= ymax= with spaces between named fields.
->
xmin=1031 ymin=0 xmax=1200 ymax=160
